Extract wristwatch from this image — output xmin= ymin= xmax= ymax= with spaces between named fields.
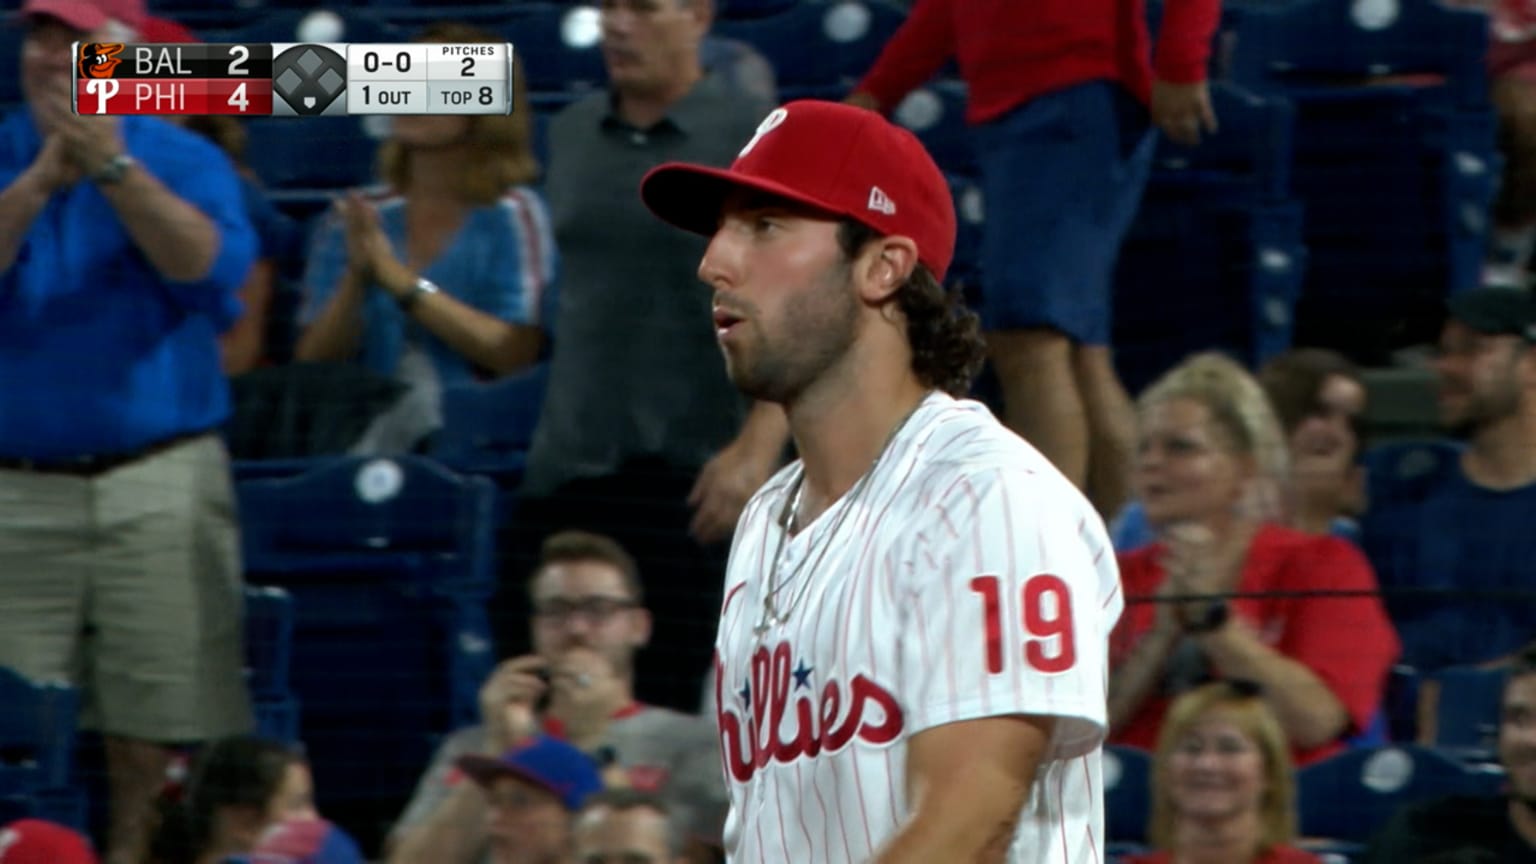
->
xmin=396 ymin=276 xmax=440 ymax=312
xmin=1179 ymin=599 xmax=1230 ymax=635
xmin=90 ymin=153 xmax=136 ymax=186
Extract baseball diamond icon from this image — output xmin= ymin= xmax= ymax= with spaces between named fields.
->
xmin=272 ymin=44 xmax=347 ymax=116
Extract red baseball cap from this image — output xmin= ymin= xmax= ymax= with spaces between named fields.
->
xmin=138 ymin=15 xmax=200 ymax=43
xmin=640 ymin=100 xmax=957 ymax=281
xmin=19 ymin=0 xmax=146 ymax=32
xmin=0 ymin=820 xmax=99 ymax=864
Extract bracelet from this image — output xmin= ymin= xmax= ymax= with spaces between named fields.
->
xmin=1178 ymin=599 xmax=1230 ymax=635
xmin=396 ymin=276 xmax=440 ymax=312
xmin=90 ymin=153 xmax=136 ymax=186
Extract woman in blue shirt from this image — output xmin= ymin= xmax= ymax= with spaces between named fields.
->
xmin=296 ymin=23 xmax=555 ymax=450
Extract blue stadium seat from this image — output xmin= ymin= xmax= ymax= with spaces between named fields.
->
xmin=1104 ymin=745 xmax=1152 ymax=846
xmin=1152 ymin=83 xmax=1297 ymax=204
xmin=253 ymin=694 xmax=302 ymax=745
xmin=0 ymin=668 xmax=87 ymax=831
xmin=1224 ymin=0 xmax=1489 ymax=111
xmin=1431 ymin=664 xmax=1508 ymax=757
xmin=1297 ymin=745 xmax=1505 ymax=843
xmin=717 ymin=0 xmax=799 ymax=19
xmin=0 ymin=26 xmax=24 ymax=109
xmin=947 ymin=173 xmax=983 ymax=294
xmin=493 ymin=5 xmax=607 ymax=109
xmin=217 ymin=8 xmax=401 ymax=46
xmin=894 ymin=78 xmax=972 ymax=177
xmin=713 ymin=0 xmax=907 ymax=100
xmin=1109 ymin=82 xmax=1307 ymax=391
xmin=245 ymin=586 xmax=295 ymax=699
xmin=244 ymin=116 xmax=381 ymax=191
xmin=239 ymin=455 xmax=499 ymax=597
xmin=238 ymin=456 xmax=499 ymax=832
xmin=431 ymin=361 xmax=549 ymax=478
xmin=1216 ymin=0 xmax=1497 ymax=357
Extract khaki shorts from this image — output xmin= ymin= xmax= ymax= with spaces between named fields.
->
xmin=0 ymin=434 xmax=253 ymax=742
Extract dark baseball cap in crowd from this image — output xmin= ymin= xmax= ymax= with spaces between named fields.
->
xmin=640 ymin=99 xmax=957 ymax=281
xmin=1447 ymin=287 xmax=1536 ymax=342
xmin=0 ymin=819 xmax=99 ymax=864
xmin=455 ymin=734 xmax=604 ymax=812
xmin=19 ymin=0 xmax=145 ymax=31
xmin=221 ymin=818 xmax=366 ymax=864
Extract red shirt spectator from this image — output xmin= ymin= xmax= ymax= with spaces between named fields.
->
xmin=854 ymin=0 xmax=1223 ymax=124
xmin=1111 ymin=524 xmax=1400 ymax=765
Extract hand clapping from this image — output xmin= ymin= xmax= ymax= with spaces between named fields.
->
xmin=339 ymin=192 xmax=413 ymax=294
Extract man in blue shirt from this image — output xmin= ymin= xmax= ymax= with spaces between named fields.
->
xmin=1362 ymin=288 xmax=1536 ymax=691
xmin=0 ymin=3 xmax=257 ymax=863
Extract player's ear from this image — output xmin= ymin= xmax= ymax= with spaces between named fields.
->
xmin=855 ymin=236 xmax=917 ymax=306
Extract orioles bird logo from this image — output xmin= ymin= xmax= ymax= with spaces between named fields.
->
xmin=78 ymin=43 xmax=125 ymax=80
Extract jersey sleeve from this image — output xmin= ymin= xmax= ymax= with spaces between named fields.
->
xmin=895 ymin=467 xmax=1120 ymax=760
xmin=486 ymin=189 xmax=557 ymax=327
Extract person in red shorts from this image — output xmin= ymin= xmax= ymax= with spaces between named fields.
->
xmin=844 ymin=0 xmax=1222 ymax=518
xmin=1122 ymin=681 xmax=1321 ymax=864
xmin=1107 ymin=353 xmax=1399 ymax=767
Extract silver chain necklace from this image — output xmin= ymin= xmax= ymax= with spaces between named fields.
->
xmin=753 ymin=394 xmax=932 ymax=636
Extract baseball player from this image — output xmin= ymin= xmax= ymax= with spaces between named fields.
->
xmin=640 ymin=100 xmax=1124 ymax=863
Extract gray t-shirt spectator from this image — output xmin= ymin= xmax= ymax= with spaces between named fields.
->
xmin=523 ymin=74 xmax=775 ymax=497
xmin=392 ymin=706 xmax=728 ymax=855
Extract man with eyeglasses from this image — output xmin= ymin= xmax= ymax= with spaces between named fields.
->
xmin=387 ymin=531 xmax=727 ymax=864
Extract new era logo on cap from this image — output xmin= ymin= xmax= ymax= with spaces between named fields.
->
xmin=867 ymin=186 xmax=895 ymax=216
xmin=640 ymin=100 xmax=957 ymax=281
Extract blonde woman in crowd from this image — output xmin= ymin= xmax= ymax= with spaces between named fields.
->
xmin=1108 ymin=353 xmax=1399 ymax=765
xmin=1123 ymin=681 xmax=1319 ymax=864
xmin=296 ymin=21 xmax=554 ymax=453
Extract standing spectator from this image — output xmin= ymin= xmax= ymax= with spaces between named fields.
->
xmin=388 ymin=532 xmax=726 ymax=864
xmin=297 ymin=22 xmax=552 ymax=454
xmin=845 ymin=0 xmax=1222 ymax=518
xmin=511 ymin=0 xmax=783 ymax=710
xmin=0 ymin=2 xmax=256 ymax=863
xmin=1123 ymin=681 xmax=1320 ymax=864
xmin=1361 ymin=287 xmax=1536 ymax=676
xmin=1363 ymin=642 xmax=1536 ymax=862
xmin=1109 ymin=353 xmax=1398 ymax=765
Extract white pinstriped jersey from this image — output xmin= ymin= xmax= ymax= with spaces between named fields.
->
xmin=714 ymin=392 xmax=1124 ymax=864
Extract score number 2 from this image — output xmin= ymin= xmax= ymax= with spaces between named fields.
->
xmin=969 ymin=574 xmax=1076 ymax=674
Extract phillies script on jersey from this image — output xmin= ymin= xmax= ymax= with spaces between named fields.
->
xmin=713 ymin=392 xmax=1125 ymax=864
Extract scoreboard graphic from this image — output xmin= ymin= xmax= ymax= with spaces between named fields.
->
xmin=72 ymin=42 xmax=516 ymax=117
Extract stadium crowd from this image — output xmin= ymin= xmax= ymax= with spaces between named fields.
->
xmin=4 ymin=0 xmax=1536 ymax=861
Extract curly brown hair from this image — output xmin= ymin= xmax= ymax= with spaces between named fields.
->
xmin=837 ymin=220 xmax=986 ymax=397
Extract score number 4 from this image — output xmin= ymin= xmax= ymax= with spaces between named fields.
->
xmin=969 ymin=574 xmax=1076 ymax=674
